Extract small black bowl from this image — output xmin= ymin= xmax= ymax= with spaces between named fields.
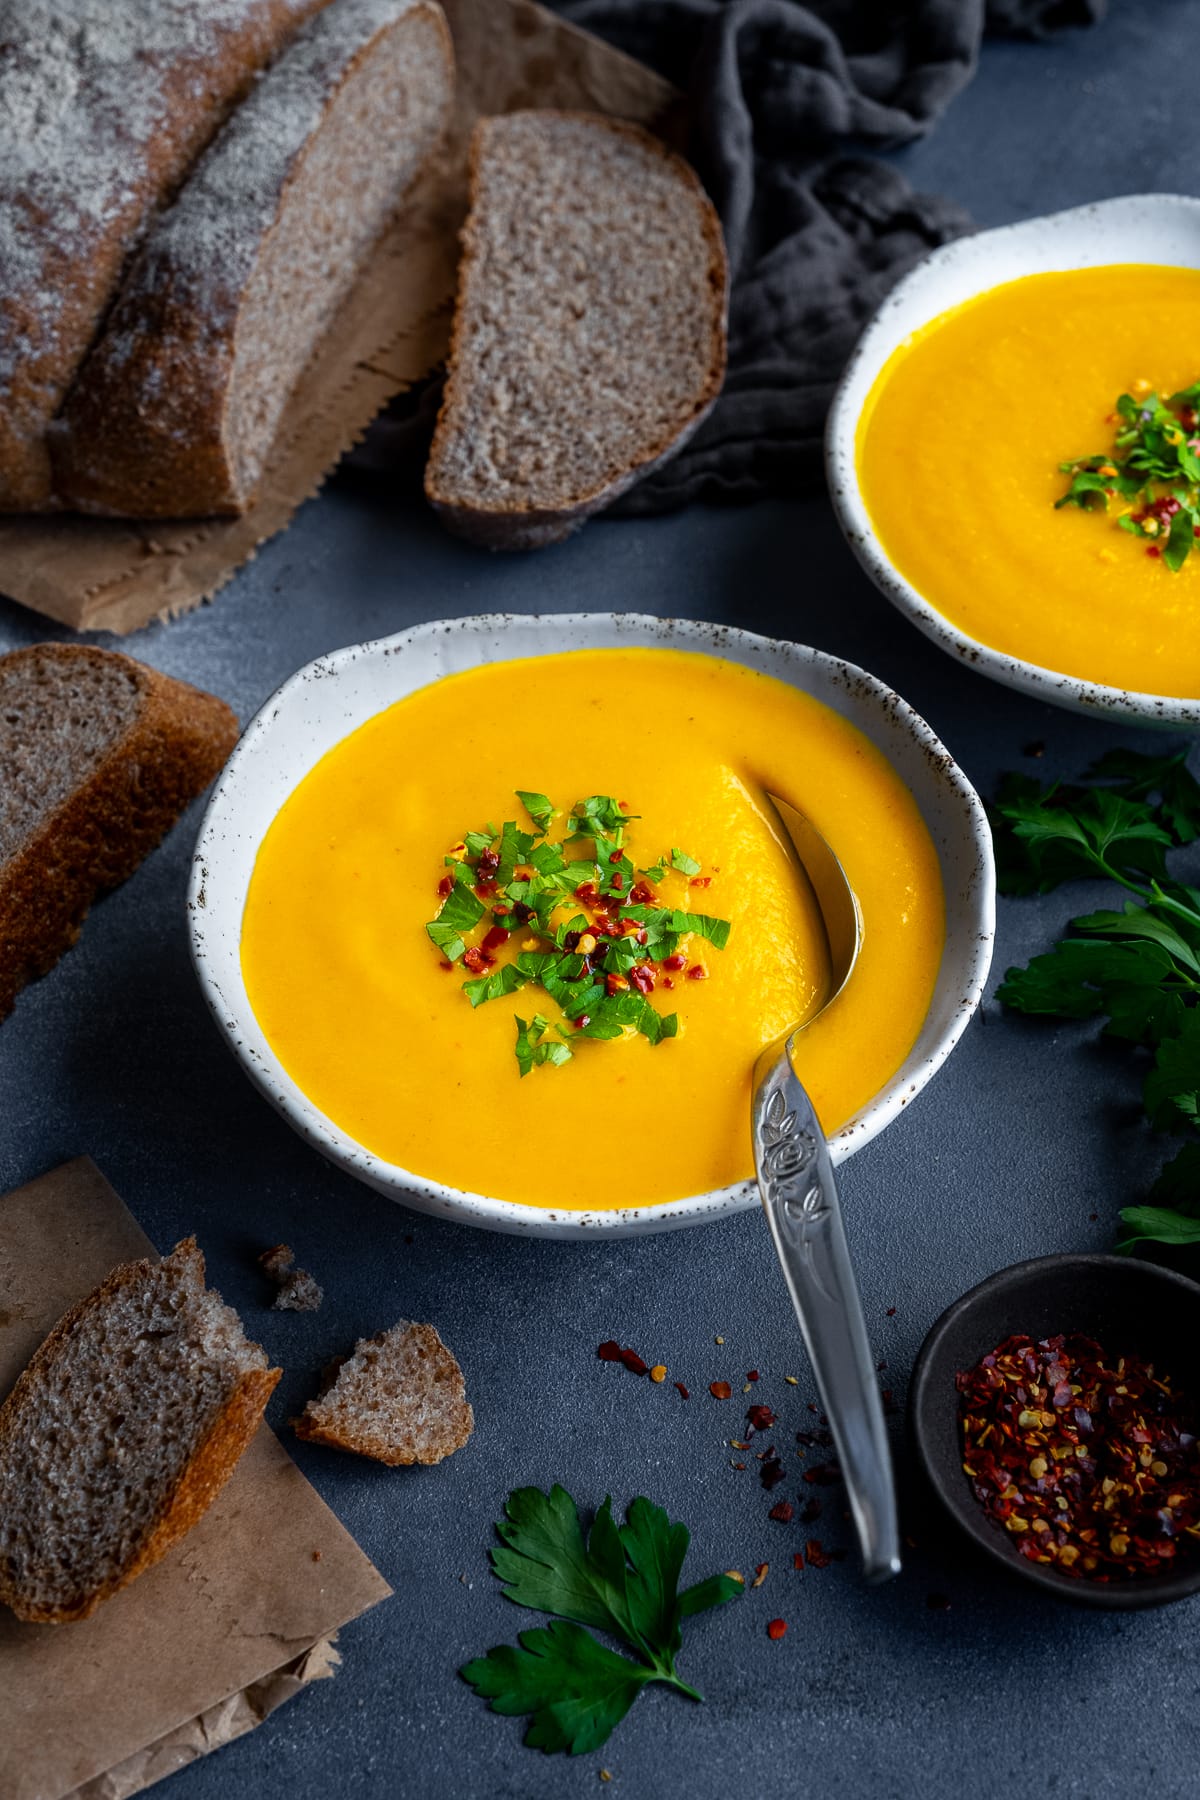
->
xmin=909 ymin=1253 xmax=1200 ymax=1610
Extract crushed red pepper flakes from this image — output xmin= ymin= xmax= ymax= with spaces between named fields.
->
xmin=766 ymin=1618 xmax=787 ymax=1641
xmin=597 ymin=1341 xmax=622 ymax=1363
xmin=805 ymin=1540 xmax=832 ymax=1570
xmin=760 ymin=1455 xmax=786 ymax=1492
xmin=674 ymin=1382 xmax=690 ymax=1400
xmin=800 ymin=1498 xmax=823 ymax=1524
xmin=620 ymin=1349 xmax=649 ymax=1377
xmin=746 ymin=1370 xmax=760 ymax=1382
xmin=710 ymin=1381 xmax=733 ymax=1400
xmin=746 ymin=1403 xmax=776 ymax=1434
xmin=768 ymin=1500 xmax=794 ymax=1524
xmin=751 ymin=1562 xmax=769 ymax=1588
xmin=886 ymin=1307 xmax=897 ymax=1317
xmin=957 ymin=1331 xmax=1200 ymax=1582
xmin=802 ymin=1462 xmax=842 ymax=1487
xmin=793 ymin=1552 xmax=805 ymax=1571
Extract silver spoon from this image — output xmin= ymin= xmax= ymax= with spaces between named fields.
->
xmin=750 ymin=794 xmax=901 ymax=1584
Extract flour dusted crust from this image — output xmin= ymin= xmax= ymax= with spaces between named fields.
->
xmin=425 ymin=111 xmax=729 ymax=550
xmin=0 ymin=644 xmax=238 ymax=1021
xmin=52 ymin=0 xmax=454 ymax=520
xmin=0 ymin=0 xmax=327 ymax=513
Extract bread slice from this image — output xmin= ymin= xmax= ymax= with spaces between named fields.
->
xmin=0 ymin=644 xmax=238 ymax=1021
xmin=0 ymin=0 xmax=328 ymax=512
xmin=295 ymin=1321 xmax=473 ymax=1465
xmin=52 ymin=0 xmax=454 ymax=519
xmin=424 ymin=111 xmax=728 ymax=550
xmin=0 ymin=1238 xmax=280 ymax=1624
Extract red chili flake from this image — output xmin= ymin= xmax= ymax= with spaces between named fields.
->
xmin=800 ymin=1498 xmax=823 ymax=1524
xmin=661 ymin=977 xmax=675 ymax=990
xmin=438 ymin=960 xmax=453 ymax=971
xmin=746 ymin=1403 xmax=776 ymax=1434
xmin=957 ymin=1331 xmax=1200 ymax=1582
xmin=805 ymin=1540 xmax=832 ymax=1570
xmin=477 ymin=848 xmax=500 ymax=876
xmin=886 ymin=1307 xmax=897 ymax=1318
xmin=605 ymin=973 xmax=628 ymax=996
xmin=436 ymin=874 xmax=454 ymax=898
xmin=760 ymin=1456 xmax=786 ymax=1492
xmin=608 ymin=851 xmax=624 ymax=865
xmin=687 ymin=964 xmax=708 ymax=981
xmin=630 ymin=882 xmax=655 ymax=906
xmin=462 ymin=946 xmax=489 ymax=974
xmin=636 ymin=929 xmax=649 ymax=946
xmin=573 ymin=1015 xmax=591 ymax=1029
xmin=628 ymin=965 xmax=655 ymax=996
xmin=690 ymin=876 xmax=712 ymax=888
xmin=620 ymin=1348 xmax=649 ymax=1377
xmin=710 ymin=1381 xmax=733 ymax=1400
xmin=575 ymin=882 xmax=599 ymax=904
xmin=674 ymin=1382 xmax=690 ymax=1400
xmin=662 ymin=953 xmax=687 ymax=972
xmin=768 ymin=1500 xmax=794 ymax=1524
xmin=766 ymin=1618 xmax=788 ymax=1641
xmin=802 ymin=1463 xmax=842 ymax=1487
xmin=597 ymin=1341 xmax=622 ymax=1362
xmin=747 ymin=1370 xmax=760 ymax=1382
xmin=481 ymin=925 xmax=509 ymax=953
xmin=1147 ymin=545 xmax=1162 ymax=558
xmin=793 ymin=1552 xmax=805 ymax=1571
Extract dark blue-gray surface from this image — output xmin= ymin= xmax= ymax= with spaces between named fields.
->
xmin=2 ymin=3 xmax=1198 ymax=1794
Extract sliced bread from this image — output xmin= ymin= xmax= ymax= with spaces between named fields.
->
xmin=0 ymin=644 xmax=238 ymax=1021
xmin=0 ymin=1238 xmax=280 ymax=1624
xmin=52 ymin=0 xmax=454 ymax=519
xmin=0 ymin=0 xmax=327 ymax=512
xmin=424 ymin=111 xmax=728 ymax=550
xmin=295 ymin=1320 xmax=473 ymax=1465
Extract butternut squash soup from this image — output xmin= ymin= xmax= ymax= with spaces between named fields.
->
xmin=857 ymin=265 xmax=1200 ymax=698
xmin=240 ymin=649 xmax=944 ymax=1210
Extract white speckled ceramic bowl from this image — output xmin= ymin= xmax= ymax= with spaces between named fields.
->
xmin=826 ymin=193 xmax=1200 ymax=729
xmin=188 ymin=614 xmax=995 ymax=1237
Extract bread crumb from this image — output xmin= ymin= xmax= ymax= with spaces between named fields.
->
xmin=258 ymin=1243 xmax=323 ymax=1312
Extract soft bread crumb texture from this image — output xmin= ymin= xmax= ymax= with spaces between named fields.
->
xmin=0 ymin=0 xmax=325 ymax=510
xmin=295 ymin=1321 xmax=473 ymax=1465
xmin=0 ymin=643 xmax=238 ymax=1021
xmin=53 ymin=0 xmax=454 ymax=517
xmin=258 ymin=1243 xmax=323 ymax=1311
xmin=0 ymin=1239 xmax=279 ymax=1624
xmin=426 ymin=111 xmax=727 ymax=547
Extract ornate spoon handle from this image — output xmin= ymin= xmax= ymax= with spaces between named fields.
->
xmin=752 ymin=1037 xmax=901 ymax=1584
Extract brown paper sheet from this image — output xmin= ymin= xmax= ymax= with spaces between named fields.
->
xmin=0 ymin=1158 xmax=392 ymax=1800
xmin=0 ymin=0 xmax=679 ymax=636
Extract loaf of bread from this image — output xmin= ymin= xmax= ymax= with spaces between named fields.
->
xmin=0 ymin=644 xmax=238 ymax=1022
xmin=425 ymin=111 xmax=728 ymax=550
xmin=53 ymin=0 xmax=454 ymax=519
xmin=295 ymin=1321 xmax=473 ymax=1465
xmin=0 ymin=1238 xmax=280 ymax=1624
xmin=0 ymin=0 xmax=328 ymax=513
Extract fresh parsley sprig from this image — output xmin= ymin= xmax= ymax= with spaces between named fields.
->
xmin=991 ymin=748 xmax=1200 ymax=1249
xmin=1056 ymin=383 xmax=1200 ymax=571
xmin=460 ymin=1486 xmax=741 ymax=1755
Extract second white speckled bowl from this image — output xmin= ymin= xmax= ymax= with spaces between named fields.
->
xmin=188 ymin=613 xmax=995 ymax=1237
xmin=826 ymin=193 xmax=1200 ymax=729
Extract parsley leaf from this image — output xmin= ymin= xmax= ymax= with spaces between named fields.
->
xmin=995 ymin=746 xmax=1200 ymax=1250
xmin=464 ymin=964 xmax=529 ymax=1008
xmin=426 ymin=870 xmax=485 ymax=961
xmin=514 ymin=1015 xmax=572 ymax=1077
xmin=1055 ymin=385 xmax=1200 ymax=571
xmin=460 ymin=1486 xmax=741 ymax=1755
xmin=516 ymin=791 xmax=556 ymax=835
xmin=671 ymin=847 xmax=701 ymax=876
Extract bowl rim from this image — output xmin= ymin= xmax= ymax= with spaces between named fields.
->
xmin=825 ymin=192 xmax=1200 ymax=729
xmin=909 ymin=1251 xmax=1200 ymax=1609
xmin=187 ymin=611 xmax=996 ymax=1237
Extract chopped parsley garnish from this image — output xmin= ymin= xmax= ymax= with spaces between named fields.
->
xmin=990 ymin=747 xmax=1200 ymax=1249
xmin=460 ymin=1486 xmax=741 ymax=1755
xmin=1056 ymin=382 xmax=1200 ymax=571
xmin=425 ymin=794 xmax=730 ymax=1074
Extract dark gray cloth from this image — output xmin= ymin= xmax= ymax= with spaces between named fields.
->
xmin=349 ymin=0 xmax=1105 ymax=511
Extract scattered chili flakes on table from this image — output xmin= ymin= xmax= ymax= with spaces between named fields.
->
xmin=710 ymin=1380 xmax=733 ymax=1400
xmin=957 ymin=1332 xmax=1200 ymax=1581
xmin=766 ymin=1618 xmax=788 ymax=1641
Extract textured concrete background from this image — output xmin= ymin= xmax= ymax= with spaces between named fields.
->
xmin=2 ymin=2 xmax=1198 ymax=1793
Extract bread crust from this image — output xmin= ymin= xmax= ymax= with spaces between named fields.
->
xmin=0 ymin=1238 xmax=280 ymax=1624
xmin=52 ymin=0 xmax=454 ymax=520
xmin=424 ymin=110 xmax=729 ymax=550
xmin=0 ymin=0 xmax=328 ymax=513
xmin=0 ymin=644 xmax=238 ymax=1021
